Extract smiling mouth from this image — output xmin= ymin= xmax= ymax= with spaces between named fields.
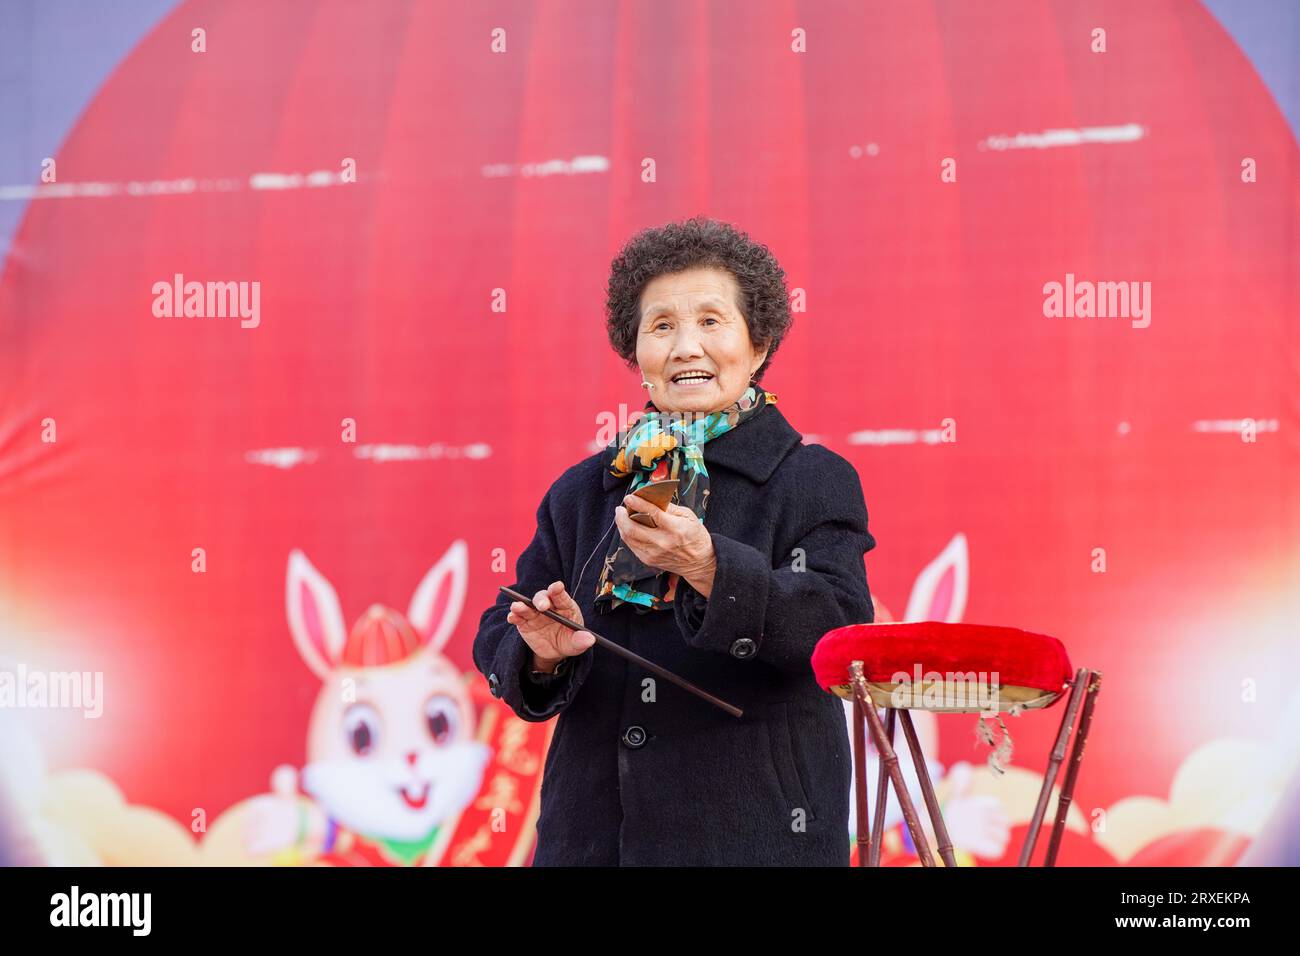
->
xmin=671 ymin=372 xmax=714 ymax=386
xmin=399 ymin=782 xmax=432 ymax=810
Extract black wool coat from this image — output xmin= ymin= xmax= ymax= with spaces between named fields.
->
xmin=473 ymin=403 xmax=876 ymax=866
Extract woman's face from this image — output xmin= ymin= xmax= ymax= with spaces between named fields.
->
xmin=634 ymin=266 xmax=769 ymax=414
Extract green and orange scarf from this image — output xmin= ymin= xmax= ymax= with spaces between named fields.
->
xmin=595 ymin=385 xmax=778 ymax=613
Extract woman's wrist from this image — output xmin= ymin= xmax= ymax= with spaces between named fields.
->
xmin=681 ymin=555 xmax=718 ymax=599
xmin=531 ymin=652 xmax=566 ymax=673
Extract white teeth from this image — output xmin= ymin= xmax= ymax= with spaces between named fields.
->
xmin=674 ymin=374 xmax=712 ymax=383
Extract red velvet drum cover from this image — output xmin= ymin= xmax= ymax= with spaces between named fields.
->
xmin=813 ymin=621 xmax=1074 ymax=712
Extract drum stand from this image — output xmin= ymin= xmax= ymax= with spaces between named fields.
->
xmin=849 ymin=662 xmax=1102 ymax=866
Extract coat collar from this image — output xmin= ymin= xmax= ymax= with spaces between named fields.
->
xmin=601 ymin=402 xmax=803 ymax=490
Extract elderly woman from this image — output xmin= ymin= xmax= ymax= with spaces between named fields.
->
xmin=473 ymin=216 xmax=876 ymax=866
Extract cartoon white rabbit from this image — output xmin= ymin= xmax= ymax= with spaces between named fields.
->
xmin=243 ymin=541 xmax=491 ymax=865
xmin=848 ymin=533 xmax=1011 ymax=862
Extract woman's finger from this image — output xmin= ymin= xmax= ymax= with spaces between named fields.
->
xmin=623 ymin=496 xmax=674 ymax=524
xmin=562 ymin=629 xmax=597 ymax=654
xmin=548 ymin=586 xmax=586 ymax=630
xmin=621 ymin=493 xmax=656 ymax=515
xmin=614 ymin=506 xmax=643 ymax=538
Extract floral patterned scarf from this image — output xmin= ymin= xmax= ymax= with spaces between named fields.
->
xmin=595 ymin=385 xmax=778 ymax=613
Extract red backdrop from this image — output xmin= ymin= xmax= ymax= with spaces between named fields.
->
xmin=1 ymin=0 xmax=1297 ymax=866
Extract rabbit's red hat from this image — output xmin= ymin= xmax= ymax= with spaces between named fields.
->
xmin=343 ymin=604 xmax=422 ymax=668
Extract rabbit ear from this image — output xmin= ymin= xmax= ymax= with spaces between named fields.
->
xmin=408 ymin=539 xmax=468 ymax=653
xmin=286 ymin=550 xmax=347 ymax=680
xmin=903 ymin=532 xmax=969 ymax=623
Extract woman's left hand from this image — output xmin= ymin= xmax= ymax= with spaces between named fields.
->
xmin=616 ymin=494 xmax=717 ymax=596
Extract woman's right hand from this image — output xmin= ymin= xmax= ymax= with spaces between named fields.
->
xmin=506 ymin=581 xmax=597 ymax=671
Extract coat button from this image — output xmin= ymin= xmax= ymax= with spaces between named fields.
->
xmin=621 ymin=725 xmax=647 ymax=749
xmin=488 ymin=673 xmax=501 ymax=698
xmin=730 ymin=637 xmax=757 ymax=659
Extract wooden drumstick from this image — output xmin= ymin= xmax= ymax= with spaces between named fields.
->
xmin=499 ymin=585 xmax=743 ymax=718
